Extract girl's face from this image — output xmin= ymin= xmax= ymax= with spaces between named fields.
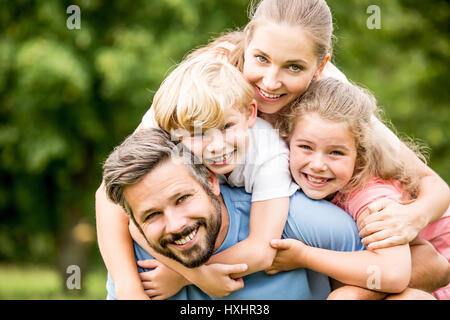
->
xmin=289 ymin=113 xmax=357 ymax=200
xmin=243 ymin=21 xmax=327 ymax=115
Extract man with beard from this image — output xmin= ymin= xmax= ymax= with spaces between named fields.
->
xmin=102 ymin=128 xmax=365 ymax=300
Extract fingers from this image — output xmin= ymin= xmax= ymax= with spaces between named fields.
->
xmin=363 ymin=235 xmax=406 ymax=250
xmin=223 ymin=263 xmax=248 ymax=275
xmin=269 ymin=239 xmax=291 ymax=249
xmin=359 ymin=220 xmax=386 ymax=239
xmin=137 ymin=259 xmax=160 ymax=270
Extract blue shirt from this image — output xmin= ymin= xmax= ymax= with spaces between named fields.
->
xmin=106 ymin=185 xmax=364 ymax=300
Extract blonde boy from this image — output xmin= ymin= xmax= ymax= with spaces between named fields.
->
xmin=137 ymin=53 xmax=298 ymax=294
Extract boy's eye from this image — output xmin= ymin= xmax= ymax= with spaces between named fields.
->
xmin=222 ymin=123 xmax=233 ymax=130
xmin=298 ymin=144 xmax=312 ymax=150
xmin=288 ymin=64 xmax=303 ymax=72
xmin=143 ymin=211 xmax=161 ymax=222
xmin=256 ymin=55 xmax=267 ymax=63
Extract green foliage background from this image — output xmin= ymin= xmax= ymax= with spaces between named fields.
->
xmin=0 ymin=0 xmax=448 ymax=298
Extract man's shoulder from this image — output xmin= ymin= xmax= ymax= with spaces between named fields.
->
xmin=220 ymin=184 xmax=251 ymax=203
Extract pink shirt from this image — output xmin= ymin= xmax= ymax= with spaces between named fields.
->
xmin=331 ymin=177 xmax=450 ymax=299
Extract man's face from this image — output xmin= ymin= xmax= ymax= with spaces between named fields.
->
xmin=124 ymin=159 xmax=222 ymax=268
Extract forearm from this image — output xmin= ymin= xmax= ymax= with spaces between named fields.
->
xmin=411 ymin=173 xmax=450 ymax=227
xmin=208 ymin=237 xmax=276 ymax=278
xmin=303 ymin=244 xmax=411 ymax=293
xmin=409 ymin=238 xmax=450 ymax=292
xmin=209 ymin=198 xmax=289 ymax=277
xmin=95 ymin=183 xmax=146 ymax=298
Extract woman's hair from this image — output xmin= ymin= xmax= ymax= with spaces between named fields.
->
xmin=152 ymin=53 xmax=254 ymax=134
xmin=187 ymin=0 xmax=334 ymax=70
xmin=245 ymin=0 xmax=333 ymax=64
xmin=276 ymin=77 xmax=427 ymax=198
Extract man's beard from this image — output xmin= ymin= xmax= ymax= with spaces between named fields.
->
xmin=148 ymin=190 xmax=222 ymax=268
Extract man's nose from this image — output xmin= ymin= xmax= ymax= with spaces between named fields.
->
xmin=164 ymin=208 xmax=188 ymax=235
xmin=262 ymin=67 xmax=281 ymax=91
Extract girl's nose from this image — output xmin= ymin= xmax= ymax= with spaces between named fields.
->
xmin=309 ymin=154 xmax=327 ymax=172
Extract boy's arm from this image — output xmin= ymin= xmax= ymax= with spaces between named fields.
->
xmin=267 ymin=238 xmax=411 ymax=293
xmin=207 ymin=197 xmax=289 ymax=278
xmin=95 ymin=182 xmax=149 ymax=300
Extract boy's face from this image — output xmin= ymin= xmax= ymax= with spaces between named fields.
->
xmin=181 ymin=101 xmax=257 ymax=176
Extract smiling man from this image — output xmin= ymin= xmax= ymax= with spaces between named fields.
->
xmin=102 ymin=128 xmax=365 ymax=300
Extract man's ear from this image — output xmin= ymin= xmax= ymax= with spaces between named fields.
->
xmin=207 ymin=171 xmax=221 ymax=196
xmin=313 ymin=54 xmax=330 ymax=81
xmin=246 ymin=99 xmax=258 ymax=128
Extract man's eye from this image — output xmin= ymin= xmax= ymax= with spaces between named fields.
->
xmin=177 ymin=195 xmax=190 ymax=204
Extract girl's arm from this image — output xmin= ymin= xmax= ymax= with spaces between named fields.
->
xmin=266 ymin=238 xmax=411 ymax=293
xmin=359 ymin=145 xmax=450 ymax=249
xmin=95 ymin=182 xmax=149 ymax=299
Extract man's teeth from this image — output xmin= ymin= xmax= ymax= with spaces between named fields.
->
xmin=260 ymin=88 xmax=282 ymax=99
xmin=174 ymin=229 xmax=197 ymax=245
xmin=307 ymin=175 xmax=329 ymax=183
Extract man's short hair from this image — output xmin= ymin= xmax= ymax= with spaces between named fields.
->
xmin=102 ymin=128 xmax=211 ymax=220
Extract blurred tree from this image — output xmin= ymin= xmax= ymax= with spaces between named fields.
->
xmin=0 ymin=0 xmax=448 ymax=292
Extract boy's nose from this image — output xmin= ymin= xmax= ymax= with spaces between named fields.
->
xmin=205 ymin=131 xmax=226 ymax=153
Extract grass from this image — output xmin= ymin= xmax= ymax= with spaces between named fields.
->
xmin=0 ymin=264 xmax=108 ymax=300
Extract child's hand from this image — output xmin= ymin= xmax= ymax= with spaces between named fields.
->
xmin=137 ymin=259 xmax=188 ymax=300
xmin=265 ymin=239 xmax=307 ymax=275
xmin=358 ymin=198 xmax=423 ymax=250
xmin=187 ymin=263 xmax=248 ymax=298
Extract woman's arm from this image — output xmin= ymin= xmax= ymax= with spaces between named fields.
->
xmin=95 ymin=182 xmax=149 ymax=300
xmin=266 ymin=238 xmax=411 ymax=293
xmin=359 ymin=144 xmax=450 ymax=249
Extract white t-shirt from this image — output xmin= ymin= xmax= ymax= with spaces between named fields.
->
xmin=140 ymin=109 xmax=298 ymax=202
xmin=217 ymin=118 xmax=298 ymax=202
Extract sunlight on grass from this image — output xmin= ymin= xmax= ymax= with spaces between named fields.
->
xmin=0 ymin=264 xmax=107 ymax=300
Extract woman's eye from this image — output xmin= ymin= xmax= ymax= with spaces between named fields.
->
xmin=256 ymin=55 xmax=267 ymax=63
xmin=289 ymin=64 xmax=303 ymax=72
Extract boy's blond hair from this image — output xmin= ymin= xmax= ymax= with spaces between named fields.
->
xmin=276 ymin=78 xmax=427 ymax=199
xmin=152 ymin=53 xmax=254 ymax=134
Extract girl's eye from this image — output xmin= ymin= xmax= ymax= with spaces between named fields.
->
xmin=331 ymin=150 xmax=344 ymax=156
xmin=256 ymin=55 xmax=267 ymax=63
xmin=288 ymin=64 xmax=303 ymax=72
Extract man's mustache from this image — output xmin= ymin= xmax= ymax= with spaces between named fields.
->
xmin=159 ymin=219 xmax=207 ymax=248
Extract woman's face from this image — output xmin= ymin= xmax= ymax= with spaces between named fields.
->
xmin=243 ymin=21 xmax=326 ymax=115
